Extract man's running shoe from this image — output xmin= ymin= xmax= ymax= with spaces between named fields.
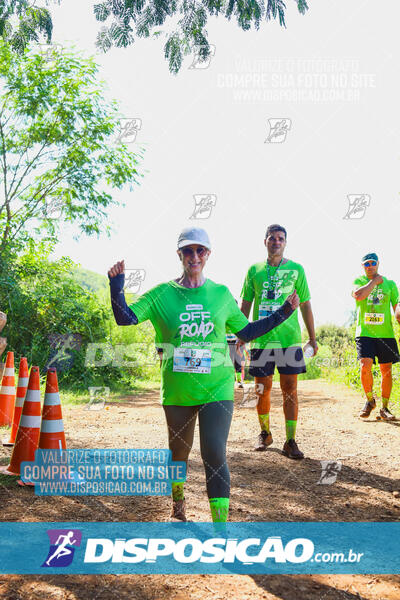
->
xmin=282 ymin=439 xmax=304 ymax=460
xmin=168 ymin=499 xmax=187 ymax=522
xmin=377 ymin=407 xmax=396 ymax=421
xmin=359 ymin=397 xmax=376 ymax=418
xmin=254 ymin=430 xmax=273 ymax=451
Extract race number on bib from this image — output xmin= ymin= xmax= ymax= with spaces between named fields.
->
xmin=364 ymin=313 xmax=384 ymax=325
xmin=259 ymin=303 xmax=280 ymax=319
xmin=173 ymin=347 xmax=211 ymax=374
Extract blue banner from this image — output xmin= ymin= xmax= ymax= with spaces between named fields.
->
xmin=0 ymin=522 xmax=398 ymax=574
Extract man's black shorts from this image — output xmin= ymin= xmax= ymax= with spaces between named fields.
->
xmin=249 ymin=347 xmax=306 ymax=377
xmin=355 ymin=337 xmax=400 ymax=364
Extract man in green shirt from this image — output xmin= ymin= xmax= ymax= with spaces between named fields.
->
xmin=352 ymin=252 xmax=400 ymax=420
xmin=240 ymin=224 xmax=318 ymax=459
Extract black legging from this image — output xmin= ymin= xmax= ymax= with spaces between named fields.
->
xmin=163 ymin=401 xmax=233 ymax=499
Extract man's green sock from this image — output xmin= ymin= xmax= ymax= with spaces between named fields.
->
xmin=382 ymin=397 xmax=389 ymax=409
xmin=172 ymin=481 xmax=184 ymax=502
xmin=209 ymin=497 xmax=229 ymax=523
xmin=366 ymin=391 xmax=373 ymax=401
xmin=258 ymin=413 xmax=270 ymax=433
xmin=285 ymin=419 xmax=297 ymax=441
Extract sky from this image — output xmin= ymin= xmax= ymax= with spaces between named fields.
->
xmin=49 ymin=1 xmax=400 ymax=327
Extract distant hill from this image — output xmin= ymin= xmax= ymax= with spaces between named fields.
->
xmin=71 ymin=267 xmax=108 ymax=294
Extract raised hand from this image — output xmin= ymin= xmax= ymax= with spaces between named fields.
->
xmin=108 ymin=260 xmax=125 ymax=278
xmin=286 ymin=290 xmax=300 ymax=311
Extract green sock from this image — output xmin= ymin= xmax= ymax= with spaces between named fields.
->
xmin=382 ymin=398 xmax=389 ymax=409
xmin=258 ymin=413 xmax=270 ymax=433
xmin=209 ymin=497 xmax=229 ymax=523
xmin=172 ymin=481 xmax=184 ymax=502
xmin=285 ymin=419 xmax=297 ymax=441
xmin=366 ymin=391 xmax=373 ymax=401
xmin=236 ymin=372 xmax=241 ymax=382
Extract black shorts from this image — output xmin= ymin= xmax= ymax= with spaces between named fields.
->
xmin=227 ymin=340 xmax=242 ymax=372
xmin=355 ymin=337 xmax=400 ymax=364
xmin=249 ymin=347 xmax=306 ymax=377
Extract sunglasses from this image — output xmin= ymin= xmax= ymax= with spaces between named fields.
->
xmin=180 ymin=246 xmax=208 ymax=257
xmin=363 ymin=261 xmax=377 ymax=267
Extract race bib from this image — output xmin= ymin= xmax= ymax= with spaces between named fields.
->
xmin=364 ymin=313 xmax=384 ymax=325
xmin=259 ymin=303 xmax=281 ymax=319
xmin=173 ymin=347 xmax=211 ymax=373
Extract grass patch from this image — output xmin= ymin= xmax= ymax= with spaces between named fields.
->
xmin=0 ymin=473 xmax=19 ymax=488
xmin=60 ymin=378 xmax=160 ymax=406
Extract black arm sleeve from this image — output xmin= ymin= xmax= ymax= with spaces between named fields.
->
xmin=109 ymin=273 xmax=138 ymax=326
xmin=235 ymin=301 xmax=294 ymax=342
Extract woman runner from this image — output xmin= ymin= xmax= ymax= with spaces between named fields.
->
xmin=108 ymin=227 xmax=299 ymax=523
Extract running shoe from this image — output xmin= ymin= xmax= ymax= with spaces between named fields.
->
xmin=254 ymin=430 xmax=273 ymax=451
xmin=168 ymin=499 xmax=187 ymax=522
xmin=282 ymin=439 xmax=304 ymax=460
xmin=359 ymin=397 xmax=376 ymax=418
xmin=378 ymin=407 xmax=396 ymax=421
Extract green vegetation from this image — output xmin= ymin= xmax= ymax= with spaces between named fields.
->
xmin=0 ymin=40 xmax=154 ymax=398
xmin=0 ymin=41 xmax=143 ymax=260
xmin=94 ymin=0 xmax=309 ymax=74
xmin=0 ymin=1 xmax=309 ymax=75
xmin=0 ymin=244 xmax=161 ymax=393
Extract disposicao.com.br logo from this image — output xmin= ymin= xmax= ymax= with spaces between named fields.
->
xmin=82 ymin=536 xmax=362 ymax=565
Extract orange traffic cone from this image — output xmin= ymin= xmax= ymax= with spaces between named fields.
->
xmin=0 ymin=351 xmax=16 ymax=426
xmin=3 ymin=357 xmax=29 ymax=447
xmin=2 ymin=366 xmax=41 ymax=476
xmin=38 ymin=368 xmax=66 ymax=450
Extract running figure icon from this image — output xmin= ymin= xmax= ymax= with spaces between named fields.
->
xmin=45 ymin=531 xmax=77 ymax=566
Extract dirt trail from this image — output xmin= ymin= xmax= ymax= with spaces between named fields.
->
xmin=0 ymin=379 xmax=399 ymax=599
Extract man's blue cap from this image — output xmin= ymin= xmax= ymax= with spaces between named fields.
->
xmin=361 ymin=252 xmax=378 ymax=264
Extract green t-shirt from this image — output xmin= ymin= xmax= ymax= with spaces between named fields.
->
xmin=240 ymin=259 xmax=310 ymax=349
xmin=353 ymin=275 xmax=399 ymax=338
xmin=129 ymin=279 xmax=249 ymax=406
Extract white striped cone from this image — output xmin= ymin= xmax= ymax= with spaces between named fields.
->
xmin=2 ymin=366 xmax=41 ymax=476
xmin=3 ymin=357 xmax=29 ymax=446
xmin=38 ymin=368 xmax=66 ymax=450
xmin=0 ymin=351 xmax=15 ymax=427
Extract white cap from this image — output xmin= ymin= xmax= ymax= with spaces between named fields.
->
xmin=177 ymin=227 xmax=211 ymax=250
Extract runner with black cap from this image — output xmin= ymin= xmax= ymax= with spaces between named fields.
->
xmin=108 ymin=227 xmax=299 ymax=522
xmin=352 ymin=252 xmax=400 ymax=420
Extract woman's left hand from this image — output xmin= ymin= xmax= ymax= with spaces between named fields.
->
xmin=286 ymin=291 xmax=300 ymax=311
